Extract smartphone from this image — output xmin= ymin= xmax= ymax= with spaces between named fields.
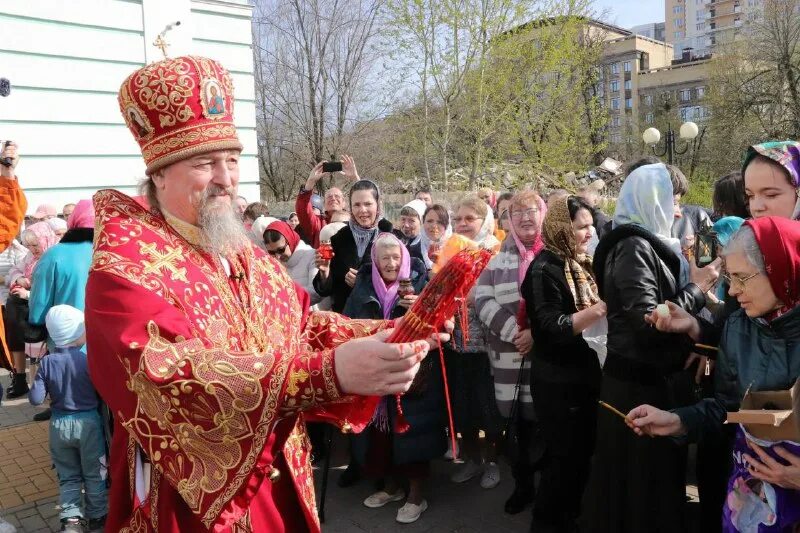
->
xmin=694 ymin=230 xmax=717 ymax=268
xmin=322 ymin=161 xmax=342 ymax=173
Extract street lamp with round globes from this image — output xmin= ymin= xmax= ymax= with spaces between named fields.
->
xmin=642 ymin=120 xmax=701 ymax=165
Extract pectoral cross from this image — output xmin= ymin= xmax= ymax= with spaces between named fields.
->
xmin=153 ymin=34 xmax=170 ymax=59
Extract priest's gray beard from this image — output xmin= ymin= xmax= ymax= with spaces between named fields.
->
xmin=197 ymin=185 xmax=249 ymax=256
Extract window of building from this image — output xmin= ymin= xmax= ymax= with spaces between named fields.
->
xmin=611 ymin=63 xmax=620 ymax=75
xmin=623 ymin=61 xmax=631 ymax=72
xmin=611 ymin=116 xmax=621 ymax=127
xmin=680 ymin=107 xmax=690 ymax=121
xmin=611 ymin=98 xmax=620 ymax=110
xmin=610 ymin=133 xmax=622 ymax=144
xmin=625 ymin=98 xmax=633 ymax=109
xmin=646 ymin=112 xmax=654 ymax=124
xmin=696 ymin=23 xmax=705 ymax=31
xmin=680 ymin=89 xmax=692 ymax=101
xmin=644 ymin=94 xmax=653 ymax=106
xmin=611 ymin=80 xmax=619 ymax=92
xmin=624 ymin=79 xmax=632 ymax=90
xmin=674 ymin=31 xmax=684 ymax=38
xmin=696 ymin=86 xmax=706 ymax=98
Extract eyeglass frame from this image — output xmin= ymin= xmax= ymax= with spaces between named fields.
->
xmin=721 ymin=271 xmax=761 ymax=291
xmin=510 ymin=208 xmax=540 ymax=221
xmin=452 ymin=215 xmax=485 ymax=224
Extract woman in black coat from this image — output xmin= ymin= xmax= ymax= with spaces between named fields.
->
xmin=522 ymin=196 xmax=606 ymax=532
xmin=580 ymin=163 xmax=714 ymax=533
xmin=314 ymin=179 xmax=393 ymax=313
xmin=343 ymin=233 xmax=445 ymax=525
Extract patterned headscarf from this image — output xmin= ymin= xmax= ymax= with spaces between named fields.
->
xmin=370 ymin=233 xmax=411 ymax=319
xmin=542 ymin=197 xmax=600 ymax=311
xmin=743 ymin=141 xmax=800 ymax=220
xmin=744 ymin=217 xmax=800 ymax=319
xmin=21 ymin=222 xmax=59 ymax=279
xmin=614 ymin=163 xmax=688 ymax=285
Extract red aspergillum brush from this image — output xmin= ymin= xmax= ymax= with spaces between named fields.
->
xmin=386 ymin=248 xmax=493 ymax=460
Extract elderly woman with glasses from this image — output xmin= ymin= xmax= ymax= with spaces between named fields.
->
xmin=475 ymin=190 xmax=548 ymax=514
xmin=627 ymin=217 xmax=800 ymax=531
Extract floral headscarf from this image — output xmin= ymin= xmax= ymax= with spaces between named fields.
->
xmin=21 ymin=222 xmax=59 ymax=279
xmin=744 ymin=216 xmax=800 ymax=319
xmin=614 ymin=163 xmax=688 ymax=285
xmin=743 ymin=141 xmax=800 ymax=220
xmin=370 ymin=233 xmax=411 ymax=319
xmin=543 ymin=197 xmax=600 ymax=310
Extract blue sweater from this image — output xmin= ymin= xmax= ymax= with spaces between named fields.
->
xmin=30 ymin=346 xmax=99 ymax=412
xmin=28 ymin=241 xmax=92 ymax=325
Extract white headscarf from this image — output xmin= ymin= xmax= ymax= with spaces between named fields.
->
xmin=45 ymin=305 xmax=85 ymax=347
xmin=473 ymin=204 xmax=498 ymax=248
xmin=401 ymin=199 xmax=427 ymax=247
xmin=419 ymin=215 xmax=453 ymax=270
xmin=250 ymin=216 xmax=278 ymax=250
xmin=613 ymin=163 xmax=688 ymax=284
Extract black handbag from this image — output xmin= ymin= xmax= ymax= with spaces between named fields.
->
xmin=6 ymin=293 xmax=48 ymax=343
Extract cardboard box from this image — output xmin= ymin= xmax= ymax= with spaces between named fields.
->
xmin=726 ymin=388 xmax=800 ymax=442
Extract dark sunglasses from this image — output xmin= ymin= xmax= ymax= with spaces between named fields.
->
xmin=267 ymin=245 xmax=288 ymax=256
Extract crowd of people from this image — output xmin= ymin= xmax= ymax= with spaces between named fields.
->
xmin=2 ymin=54 xmax=800 ymax=533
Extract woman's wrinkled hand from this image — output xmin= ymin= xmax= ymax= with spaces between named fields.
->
xmin=644 ymin=301 xmax=700 ymax=340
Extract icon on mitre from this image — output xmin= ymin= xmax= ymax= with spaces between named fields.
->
xmin=202 ymin=79 xmax=226 ymax=118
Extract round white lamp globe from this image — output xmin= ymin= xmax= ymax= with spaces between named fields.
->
xmin=679 ymin=121 xmax=699 ymax=140
xmin=642 ymin=127 xmax=661 ymax=145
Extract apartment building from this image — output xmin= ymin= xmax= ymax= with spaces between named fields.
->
xmin=666 ymin=0 xmax=766 ymax=59
xmin=630 ymin=22 xmax=666 ymax=41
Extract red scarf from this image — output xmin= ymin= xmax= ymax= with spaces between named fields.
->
xmin=266 ymin=220 xmax=301 ymax=253
xmin=746 ymin=217 xmax=800 ymax=318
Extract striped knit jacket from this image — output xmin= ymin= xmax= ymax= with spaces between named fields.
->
xmin=474 ymin=238 xmax=534 ymax=420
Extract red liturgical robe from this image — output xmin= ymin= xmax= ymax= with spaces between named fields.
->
xmin=86 ymin=190 xmax=383 ymax=532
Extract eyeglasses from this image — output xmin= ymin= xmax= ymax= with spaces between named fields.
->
xmin=510 ymin=208 xmax=539 ymax=221
xmin=722 ymin=271 xmax=761 ymax=290
xmin=267 ymin=245 xmax=288 ymax=256
xmin=453 ymin=216 xmax=484 ymax=224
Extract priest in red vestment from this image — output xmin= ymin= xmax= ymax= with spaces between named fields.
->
xmin=86 ymin=55 xmax=436 ymax=532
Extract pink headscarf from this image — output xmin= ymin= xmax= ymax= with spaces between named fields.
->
xmin=67 ymin=199 xmax=95 ymax=230
xmin=370 ymin=233 xmax=411 ymax=319
xmin=508 ymin=193 xmax=547 ymax=286
xmin=21 ymin=222 xmax=59 ymax=279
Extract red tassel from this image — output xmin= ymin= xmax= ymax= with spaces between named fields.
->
xmin=394 ymin=394 xmax=411 ymax=433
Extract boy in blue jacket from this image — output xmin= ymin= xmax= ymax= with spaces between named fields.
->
xmin=30 ymin=305 xmax=107 ymax=532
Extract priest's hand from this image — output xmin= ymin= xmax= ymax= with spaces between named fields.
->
xmin=335 ymin=330 xmax=429 ymax=396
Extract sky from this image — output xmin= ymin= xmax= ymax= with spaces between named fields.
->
xmin=593 ymin=0 xmax=664 ymax=29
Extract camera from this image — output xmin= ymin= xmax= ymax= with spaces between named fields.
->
xmin=0 ymin=141 xmax=13 ymax=168
xmin=322 ymin=161 xmax=342 ymax=173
